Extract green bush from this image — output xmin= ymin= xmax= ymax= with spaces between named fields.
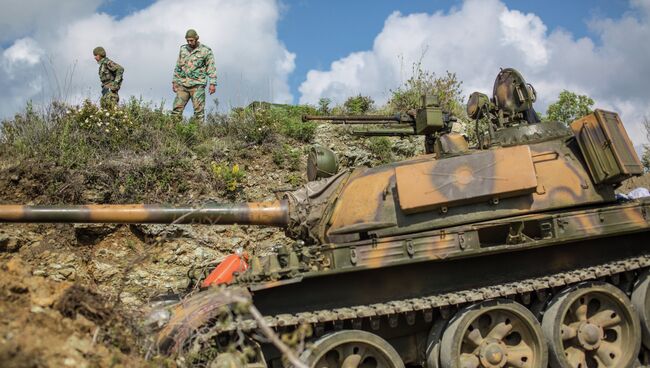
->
xmin=210 ymin=162 xmax=246 ymax=193
xmin=367 ymin=137 xmax=393 ymax=163
xmin=318 ymin=98 xmax=332 ymax=114
xmin=344 ymin=95 xmax=374 ymax=114
xmin=272 ymin=144 xmax=302 ymax=171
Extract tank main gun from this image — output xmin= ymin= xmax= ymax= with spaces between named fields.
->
xmin=0 ymin=201 xmax=289 ymax=227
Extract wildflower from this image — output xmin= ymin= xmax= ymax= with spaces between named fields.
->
xmin=232 ymin=164 xmax=240 ymax=174
xmin=105 ymin=129 xmax=110 ymax=133
xmin=105 ymin=112 xmax=110 ymax=117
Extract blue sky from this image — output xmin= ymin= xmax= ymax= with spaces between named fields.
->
xmin=96 ymin=0 xmax=631 ymax=100
xmin=277 ymin=0 xmax=629 ymax=97
xmin=1 ymin=0 xmax=648 ymax=146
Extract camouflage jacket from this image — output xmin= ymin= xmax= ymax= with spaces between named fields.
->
xmin=172 ymin=43 xmax=217 ymax=88
xmin=98 ymin=57 xmax=124 ymax=91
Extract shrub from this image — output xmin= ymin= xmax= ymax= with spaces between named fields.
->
xmin=344 ymin=95 xmax=374 ymax=114
xmin=318 ymin=98 xmax=332 ymax=114
xmin=272 ymin=144 xmax=302 ymax=171
xmin=367 ymin=137 xmax=393 ymax=163
xmin=210 ymin=162 xmax=246 ymax=193
xmin=388 ymin=62 xmax=465 ymax=118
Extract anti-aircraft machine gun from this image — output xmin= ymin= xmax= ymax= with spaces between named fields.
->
xmin=302 ymin=95 xmax=467 ymax=155
xmin=1 ymin=68 xmax=649 ymax=368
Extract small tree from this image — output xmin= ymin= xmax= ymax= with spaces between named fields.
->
xmin=344 ymin=95 xmax=374 ymax=114
xmin=545 ymin=90 xmax=594 ymax=124
xmin=388 ymin=62 xmax=465 ymax=118
xmin=318 ymin=98 xmax=331 ymax=114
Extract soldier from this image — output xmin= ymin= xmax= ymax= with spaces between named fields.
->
xmin=171 ymin=29 xmax=217 ymax=121
xmin=93 ymin=47 xmax=124 ymax=108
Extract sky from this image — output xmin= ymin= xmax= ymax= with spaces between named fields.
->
xmin=1 ymin=0 xmax=649 ymax=147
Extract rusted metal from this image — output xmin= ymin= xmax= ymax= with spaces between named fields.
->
xmin=0 ymin=201 xmax=289 ymax=226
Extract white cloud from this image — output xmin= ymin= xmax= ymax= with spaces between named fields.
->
xmin=0 ymin=0 xmax=295 ymax=117
xmin=2 ymin=38 xmax=44 ymax=67
xmin=298 ymin=0 xmax=650 ymax=146
xmin=0 ymin=0 xmax=102 ymax=43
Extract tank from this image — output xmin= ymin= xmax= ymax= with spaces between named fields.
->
xmin=1 ymin=69 xmax=650 ymax=368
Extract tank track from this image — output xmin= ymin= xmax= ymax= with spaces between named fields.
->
xmin=224 ymin=254 xmax=650 ymax=333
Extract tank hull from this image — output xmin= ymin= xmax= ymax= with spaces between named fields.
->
xmin=159 ymin=198 xmax=650 ymax=366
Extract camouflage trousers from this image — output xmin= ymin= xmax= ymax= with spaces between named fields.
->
xmin=172 ymin=85 xmax=206 ymax=121
xmin=101 ymin=88 xmax=119 ymax=109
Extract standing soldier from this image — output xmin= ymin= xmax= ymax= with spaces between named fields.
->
xmin=172 ymin=29 xmax=217 ymax=121
xmin=93 ymin=47 xmax=124 ymax=108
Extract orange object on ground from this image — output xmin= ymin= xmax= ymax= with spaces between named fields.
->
xmin=201 ymin=253 xmax=249 ymax=287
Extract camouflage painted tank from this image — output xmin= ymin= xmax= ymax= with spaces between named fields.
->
xmin=2 ymin=69 xmax=650 ymax=368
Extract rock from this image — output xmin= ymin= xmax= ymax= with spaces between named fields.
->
xmin=66 ymin=335 xmax=93 ymax=355
xmin=58 ymin=267 xmax=76 ymax=280
xmin=5 ymin=258 xmax=31 ymax=277
xmin=0 ymin=235 xmax=20 ymax=253
xmin=193 ymin=247 xmax=208 ymax=260
xmin=91 ymin=261 xmax=118 ymax=282
xmin=119 ymin=292 xmax=139 ymax=306
xmin=30 ymin=305 xmax=45 ymax=313
xmin=31 ymin=290 xmax=56 ymax=307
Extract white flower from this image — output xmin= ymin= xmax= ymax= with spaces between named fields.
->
xmin=105 ymin=112 xmax=110 ymax=117
xmin=105 ymin=129 xmax=109 ymax=133
xmin=84 ymin=118 xmax=89 ymax=123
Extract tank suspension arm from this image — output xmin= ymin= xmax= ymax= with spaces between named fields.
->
xmin=0 ymin=200 xmax=289 ymax=226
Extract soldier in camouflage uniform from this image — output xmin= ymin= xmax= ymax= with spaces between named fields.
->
xmin=93 ymin=47 xmax=124 ymax=109
xmin=172 ymin=29 xmax=217 ymax=121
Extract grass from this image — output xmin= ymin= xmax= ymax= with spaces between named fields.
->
xmin=0 ymin=98 xmax=321 ymax=203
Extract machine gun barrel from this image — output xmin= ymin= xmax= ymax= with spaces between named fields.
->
xmin=0 ymin=201 xmax=289 ymax=227
xmin=302 ymin=114 xmax=407 ymax=123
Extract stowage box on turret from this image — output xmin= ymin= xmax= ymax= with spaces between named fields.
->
xmin=1 ymin=69 xmax=649 ymax=368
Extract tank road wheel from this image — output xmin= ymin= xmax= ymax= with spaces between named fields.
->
xmin=439 ymin=299 xmax=547 ymax=368
xmin=542 ymin=282 xmax=641 ymax=368
xmin=300 ymin=330 xmax=404 ymax=368
xmin=632 ymin=270 xmax=650 ymax=349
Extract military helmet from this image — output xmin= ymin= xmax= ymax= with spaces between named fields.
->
xmin=185 ymin=29 xmax=199 ymax=39
xmin=93 ymin=46 xmax=106 ymax=57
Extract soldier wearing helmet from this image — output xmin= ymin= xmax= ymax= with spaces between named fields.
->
xmin=93 ymin=46 xmax=124 ymax=108
xmin=171 ymin=29 xmax=217 ymax=121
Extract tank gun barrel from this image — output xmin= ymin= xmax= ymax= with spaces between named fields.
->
xmin=0 ymin=200 xmax=289 ymax=226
